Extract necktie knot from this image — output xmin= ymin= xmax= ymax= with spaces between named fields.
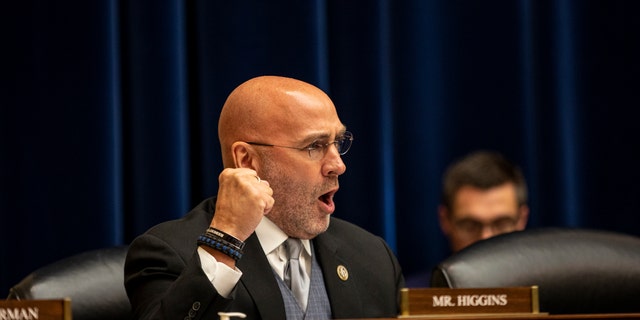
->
xmin=285 ymin=238 xmax=302 ymax=261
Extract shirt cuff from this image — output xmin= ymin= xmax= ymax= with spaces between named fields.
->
xmin=198 ymin=246 xmax=242 ymax=298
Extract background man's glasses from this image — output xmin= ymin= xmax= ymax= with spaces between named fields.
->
xmin=453 ymin=217 xmax=518 ymax=236
xmin=246 ymin=131 xmax=353 ymax=160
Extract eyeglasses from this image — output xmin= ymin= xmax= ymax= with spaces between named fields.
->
xmin=246 ymin=131 xmax=353 ymax=160
xmin=453 ymin=217 xmax=518 ymax=237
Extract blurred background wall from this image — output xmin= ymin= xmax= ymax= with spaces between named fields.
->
xmin=2 ymin=0 xmax=639 ymax=294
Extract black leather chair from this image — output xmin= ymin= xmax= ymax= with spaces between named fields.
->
xmin=431 ymin=227 xmax=640 ymax=314
xmin=7 ymin=246 xmax=132 ymax=320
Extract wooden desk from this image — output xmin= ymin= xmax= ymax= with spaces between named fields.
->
xmin=541 ymin=315 xmax=640 ymax=319
xmin=351 ymin=313 xmax=640 ymax=320
xmin=395 ymin=314 xmax=640 ymax=319
xmin=397 ymin=287 xmax=640 ymax=319
xmin=344 ymin=315 xmax=640 ymax=320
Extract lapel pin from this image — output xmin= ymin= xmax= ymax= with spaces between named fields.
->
xmin=337 ymin=265 xmax=349 ymax=281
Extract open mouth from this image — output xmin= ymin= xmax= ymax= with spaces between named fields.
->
xmin=318 ymin=187 xmax=339 ymax=215
xmin=318 ymin=187 xmax=338 ymax=206
xmin=319 ymin=192 xmax=333 ymax=205
xmin=318 ymin=188 xmax=338 ymax=212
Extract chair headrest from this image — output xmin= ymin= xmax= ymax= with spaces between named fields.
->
xmin=8 ymin=246 xmax=132 ymax=320
xmin=431 ymin=227 xmax=640 ymax=314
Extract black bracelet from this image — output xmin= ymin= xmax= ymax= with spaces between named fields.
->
xmin=200 ymin=232 xmax=243 ymax=252
xmin=206 ymin=227 xmax=245 ymax=250
xmin=198 ymin=235 xmax=243 ymax=261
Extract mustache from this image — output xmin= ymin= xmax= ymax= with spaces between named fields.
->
xmin=318 ymin=178 xmax=339 ymax=193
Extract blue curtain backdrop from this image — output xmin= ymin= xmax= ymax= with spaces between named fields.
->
xmin=2 ymin=0 xmax=639 ymax=294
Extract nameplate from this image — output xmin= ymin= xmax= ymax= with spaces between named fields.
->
xmin=0 ymin=299 xmax=71 ymax=320
xmin=400 ymin=286 xmax=540 ymax=317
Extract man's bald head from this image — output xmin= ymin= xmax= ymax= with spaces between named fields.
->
xmin=218 ymin=75 xmax=339 ymax=167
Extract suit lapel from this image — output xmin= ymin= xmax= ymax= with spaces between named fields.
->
xmin=313 ymin=232 xmax=364 ymax=317
xmin=237 ymin=234 xmax=286 ymax=319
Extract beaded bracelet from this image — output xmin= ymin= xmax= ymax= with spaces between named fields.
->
xmin=197 ymin=234 xmax=243 ymax=261
xmin=206 ymin=227 xmax=245 ymax=250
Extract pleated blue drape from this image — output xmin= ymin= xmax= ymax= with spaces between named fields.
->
xmin=2 ymin=0 xmax=639 ymax=293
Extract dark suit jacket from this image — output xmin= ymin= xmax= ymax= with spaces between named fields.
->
xmin=125 ymin=197 xmax=405 ymax=320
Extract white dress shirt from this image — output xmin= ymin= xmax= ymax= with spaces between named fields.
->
xmin=198 ymin=216 xmax=311 ymax=298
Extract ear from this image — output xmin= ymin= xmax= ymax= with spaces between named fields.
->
xmin=231 ymin=142 xmax=259 ymax=170
xmin=438 ymin=205 xmax=452 ymax=236
xmin=516 ymin=204 xmax=529 ymax=230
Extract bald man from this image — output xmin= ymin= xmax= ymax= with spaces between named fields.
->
xmin=124 ymin=76 xmax=404 ymax=320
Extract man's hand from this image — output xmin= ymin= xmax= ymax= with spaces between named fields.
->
xmin=210 ymin=168 xmax=274 ymax=241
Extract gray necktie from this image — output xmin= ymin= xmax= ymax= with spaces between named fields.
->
xmin=283 ymin=238 xmax=309 ymax=309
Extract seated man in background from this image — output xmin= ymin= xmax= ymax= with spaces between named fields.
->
xmin=124 ymin=75 xmax=404 ymax=320
xmin=406 ymin=150 xmax=529 ymax=287
xmin=439 ymin=150 xmax=529 ymax=252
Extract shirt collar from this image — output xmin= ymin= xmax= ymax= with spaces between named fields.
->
xmin=255 ymin=217 xmax=311 ymax=256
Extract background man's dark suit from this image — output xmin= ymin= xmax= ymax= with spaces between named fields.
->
xmin=125 ymin=197 xmax=405 ymax=320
